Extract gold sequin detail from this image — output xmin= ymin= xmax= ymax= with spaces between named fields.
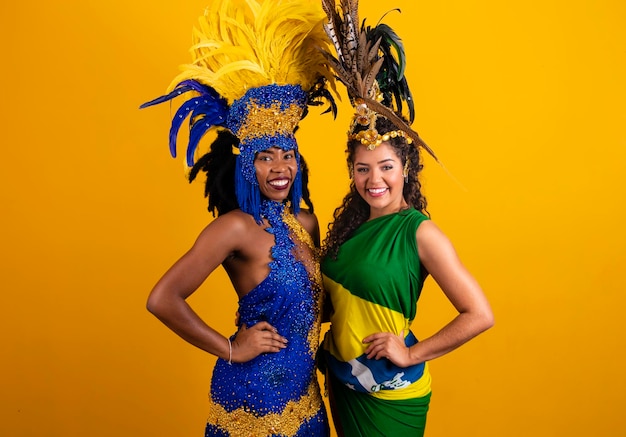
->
xmin=206 ymin=379 xmax=324 ymax=437
xmin=236 ymin=100 xmax=303 ymax=143
xmin=282 ymin=209 xmax=325 ymax=355
xmin=349 ymin=127 xmax=413 ymax=149
xmin=347 ymin=87 xmax=413 ymax=149
xmin=281 ymin=209 xmax=317 ymax=253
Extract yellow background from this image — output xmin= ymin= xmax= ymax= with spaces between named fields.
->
xmin=2 ymin=1 xmax=625 ymax=436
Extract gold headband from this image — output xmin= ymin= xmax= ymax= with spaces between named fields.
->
xmin=348 ymin=100 xmax=412 ymax=150
xmin=349 ymin=128 xmax=413 ymax=149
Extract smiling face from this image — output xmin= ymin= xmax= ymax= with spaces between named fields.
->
xmin=254 ymin=147 xmax=298 ymax=202
xmin=352 ymin=142 xmax=407 ymax=220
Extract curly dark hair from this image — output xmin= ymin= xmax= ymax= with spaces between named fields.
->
xmin=188 ymin=129 xmax=314 ymax=217
xmin=322 ymin=115 xmax=428 ymax=259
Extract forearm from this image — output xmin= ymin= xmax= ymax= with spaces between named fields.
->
xmin=409 ymin=310 xmax=494 ymax=364
xmin=147 ymin=294 xmax=230 ymax=360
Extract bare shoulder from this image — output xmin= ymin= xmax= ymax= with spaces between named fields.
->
xmin=416 ymin=219 xmax=446 ymax=241
xmin=295 ymin=208 xmax=320 ymax=246
xmin=213 ymin=209 xmax=258 ymax=230
xmin=295 ymin=208 xmax=319 ymax=234
xmin=195 ymin=209 xmax=259 ymax=250
xmin=416 ymin=219 xmax=457 ymax=262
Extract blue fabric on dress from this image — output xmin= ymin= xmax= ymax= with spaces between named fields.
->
xmin=205 ymin=201 xmax=328 ymax=436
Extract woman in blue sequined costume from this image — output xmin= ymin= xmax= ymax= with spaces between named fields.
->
xmin=142 ymin=1 xmax=336 ymax=434
xmin=147 ymin=131 xmax=328 ymax=436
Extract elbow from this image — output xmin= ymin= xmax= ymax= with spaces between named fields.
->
xmin=146 ymin=289 xmax=166 ymax=317
xmin=146 ymin=296 xmax=157 ymax=315
xmin=146 ymin=295 xmax=158 ymax=316
xmin=466 ymin=305 xmax=494 ymax=336
xmin=480 ymin=308 xmax=495 ymax=332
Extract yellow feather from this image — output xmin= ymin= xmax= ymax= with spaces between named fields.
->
xmin=168 ymin=0 xmax=335 ymax=102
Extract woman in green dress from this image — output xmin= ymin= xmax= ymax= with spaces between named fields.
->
xmin=319 ymin=113 xmax=494 ymax=437
xmin=318 ymin=2 xmax=494 ymax=434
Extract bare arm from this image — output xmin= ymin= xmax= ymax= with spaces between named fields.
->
xmin=364 ymin=220 xmax=494 ymax=366
xmin=146 ymin=212 xmax=287 ymax=362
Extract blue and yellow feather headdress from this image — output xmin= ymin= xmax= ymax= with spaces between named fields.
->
xmin=141 ymin=0 xmax=336 ymax=222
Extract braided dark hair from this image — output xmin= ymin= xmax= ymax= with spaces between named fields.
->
xmin=189 ymin=129 xmax=314 ymax=216
xmin=322 ymin=115 xmax=428 ymax=259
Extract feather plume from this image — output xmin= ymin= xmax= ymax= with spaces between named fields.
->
xmin=320 ymin=0 xmax=439 ymax=162
xmin=140 ymin=80 xmax=229 ymax=166
xmin=141 ymin=0 xmax=338 ymax=168
xmin=169 ymin=0 xmax=336 ymax=103
xmin=140 ymin=0 xmax=340 ymax=221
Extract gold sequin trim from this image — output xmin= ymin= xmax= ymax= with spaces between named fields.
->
xmin=281 ymin=209 xmax=317 ymax=254
xmin=282 ymin=209 xmax=324 ymax=354
xmin=236 ymin=100 xmax=303 ymax=143
xmin=206 ymin=379 xmax=324 ymax=437
xmin=347 ymin=87 xmax=413 ymax=149
xmin=349 ymin=127 xmax=413 ymax=149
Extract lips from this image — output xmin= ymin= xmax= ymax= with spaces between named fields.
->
xmin=268 ymin=178 xmax=290 ymax=190
xmin=367 ymin=187 xmax=388 ymax=196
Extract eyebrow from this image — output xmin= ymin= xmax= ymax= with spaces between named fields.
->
xmin=258 ymin=149 xmax=278 ymax=155
xmin=258 ymin=148 xmax=294 ymax=155
xmin=354 ymin=158 xmax=396 ymax=166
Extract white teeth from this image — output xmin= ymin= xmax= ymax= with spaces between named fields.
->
xmin=368 ymin=188 xmax=387 ymax=194
xmin=269 ymin=179 xmax=289 ymax=187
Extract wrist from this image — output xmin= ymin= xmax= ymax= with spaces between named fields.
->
xmin=408 ymin=344 xmax=424 ymax=366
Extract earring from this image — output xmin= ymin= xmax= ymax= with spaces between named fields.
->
xmin=403 ymin=159 xmax=410 ymax=183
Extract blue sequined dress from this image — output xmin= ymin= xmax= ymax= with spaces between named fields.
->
xmin=205 ymin=201 xmax=328 ymax=437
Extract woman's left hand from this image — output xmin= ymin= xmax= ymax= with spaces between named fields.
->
xmin=362 ymin=330 xmax=413 ymax=367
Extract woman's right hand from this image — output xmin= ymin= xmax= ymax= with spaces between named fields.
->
xmin=230 ymin=322 xmax=288 ymax=363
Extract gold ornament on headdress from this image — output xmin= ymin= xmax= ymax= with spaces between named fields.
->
xmin=348 ymin=100 xmax=413 ymax=150
xmin=236 ymin=100 xmax=305 ymax=143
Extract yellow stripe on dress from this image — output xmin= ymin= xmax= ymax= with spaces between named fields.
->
xmin=323 ymin=275 xmax=409 ymax=361
xmin=323 ymin=275 xmax=431 ymax=400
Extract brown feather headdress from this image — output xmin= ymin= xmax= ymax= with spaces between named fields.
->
xmin=320 ymin=0 xmax=439 ymax=162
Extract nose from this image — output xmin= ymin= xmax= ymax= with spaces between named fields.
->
xmin=271 ymin=156 xmax=291 ymax=173
xmin=369 ymin=167 xmax=383 ymax=182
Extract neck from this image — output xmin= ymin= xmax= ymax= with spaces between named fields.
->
xmin=368 ymin=201 xmax=409 ymax=221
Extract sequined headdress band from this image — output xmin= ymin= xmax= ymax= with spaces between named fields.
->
xmin=229 ymin=85 xmax=308 ymax=217
xmin=227 ymin=84 xmax=307 ymax=183
xmin=348 ymin=101 xmax=412 ymax=150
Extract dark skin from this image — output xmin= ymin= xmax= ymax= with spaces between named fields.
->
xmin=147 ymin=147 xmax=319 ymax=363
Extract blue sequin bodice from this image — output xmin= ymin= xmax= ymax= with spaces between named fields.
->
xmin=205 ymin=201 xmax=328 ymax=436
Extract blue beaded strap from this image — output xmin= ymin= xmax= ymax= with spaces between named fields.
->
xmin=260 ymin=200 xmax=294 ymax=269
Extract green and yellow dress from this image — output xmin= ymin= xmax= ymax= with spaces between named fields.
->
xmin=320 ymin=208 xmax=432 ymax=436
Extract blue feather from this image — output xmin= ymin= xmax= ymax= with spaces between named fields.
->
xmin=187 ymin=119 xmax=213 ymax=166
xmin=138 ymin=84 xmax=194 ymax=108
xmin=186 ymin=110 xmax=228 ymax=166
xmin=168 ymin=96 xmax=204 ymax=157
xmin=140 ymin=80 xmax=229 ymax=165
